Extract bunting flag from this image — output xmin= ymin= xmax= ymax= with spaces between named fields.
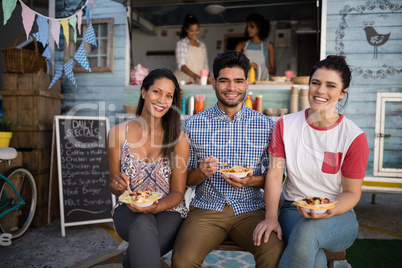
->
xmin=31 ymin=32 xmax=41 ymax=43
xmin=86 ymin=2 xmax=92 ymax=23
xmin=42 ymin=46 xmax=51 ymax=59
xmin=21 ymin=3 xmax=35 ymax=39
xmin=84 ymin=23 xmax=97 ymax=47
xmin=64 ymin=59 xmax=77 ymax=87
xmin=77 ymin=10 xmax=83 ymax=35
xmin=3 ymin=0 xmax=96 ymax=89
xmin=74 ymin=43 xmax=91 ymax=72
xmin=49 ymin=64 xmax=63 ymax=89
xmin=60 ymin=19 xmax=70 ymax=47
xmin=36 ymin=16 xmax=49 ymax=47
xmin=42 ymin=46 xmax=52 ymax=75
xmin=50 ymin=19 xmax=61 ymax=48
xmin=2 ymin=0 xmax=17 ymax=25
xmin=69 ymin=16 xmax=78 ymax=43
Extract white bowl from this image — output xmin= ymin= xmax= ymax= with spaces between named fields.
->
xmin=302 ymin=207 xmax=328 ymax=214
xmin=293 ymin=197 xmax=336 ymax=214
xmin=272 ymin=76 xmax=287 ymax=82
xmin=219 ymin=170 xmax=252 ymax=178
xmin=134 ymin=201 xmax=157 ymax=207
xmin=119 ymin=191 xmax=163 ymax=207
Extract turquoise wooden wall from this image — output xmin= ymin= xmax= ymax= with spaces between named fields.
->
xmin=57 ymin=0 xmax=402 ymax=178
xmin=56 ymin=0 xmax=128 ymax=122
xmin=326 ymin=0 xmax=402 ymax=176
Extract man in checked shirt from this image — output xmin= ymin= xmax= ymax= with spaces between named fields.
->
xmin=172 ymin=51 xmax=284 ymax=267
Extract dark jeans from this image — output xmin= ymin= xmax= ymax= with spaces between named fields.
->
xmin=113 ymin=204 xmax=183 ymax=268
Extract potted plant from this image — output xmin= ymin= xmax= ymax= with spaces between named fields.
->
xmin=0 ymin=118 xmax=15 ymax=147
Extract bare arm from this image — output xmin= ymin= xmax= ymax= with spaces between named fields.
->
xmin=235 ymin=41 xmax=246 ymax=52
xmin=267 ymin=42 xmax=276 ymax=75
xmin=128 ymin=132 xmax=190 ymax=214
xmin=297 ymin=176 xmax=363 ymax=219
xmin=221 ymin=173 xmax=266 ymax=189
xmin=153 ymin=131 xmax=190 ymax=212
xmin=253 ymin=155 xmax=285 ymax=246
xmin=334 ymin=176 xmax=363 ymax=213
xmin=181 ymin=65 xmax=200 ymax=84
xmin=186 ymin=156 xmax=218 ymax=186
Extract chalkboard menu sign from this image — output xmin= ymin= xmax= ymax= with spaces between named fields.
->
xmin=54 ymin=116 xmax=115 ymax=237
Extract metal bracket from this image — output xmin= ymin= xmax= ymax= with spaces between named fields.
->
xmin=375 ymin=133 xmax=391 ymax=138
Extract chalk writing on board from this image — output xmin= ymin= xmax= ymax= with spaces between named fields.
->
xmin=67 ymin=208 xmax=109 ymax=217
xmin=57 ymin=117 xmax=113 ymax=223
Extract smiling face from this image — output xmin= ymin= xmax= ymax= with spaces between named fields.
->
xmin=213 ymin=67 xmax=248 ymax=112
xmin=308 ymin=68 xmax=348 ymax=114
xmin=185 ymin=24 xmax=200 ymax=42
xmin=141 ymin=78 xmax=175 ymax=118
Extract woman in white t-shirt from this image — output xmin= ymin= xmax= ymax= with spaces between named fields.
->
xmin=253 ymin=55 xmax=369 ymax=267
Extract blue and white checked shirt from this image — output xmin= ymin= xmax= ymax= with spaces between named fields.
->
xmin=182 ymin=103 xmax=275 ymax=215
xmin=176 ymin=37 xmax=209 ymax=70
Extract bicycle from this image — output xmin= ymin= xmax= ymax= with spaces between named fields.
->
xmin=0 ymin=147 xmax=37 ymax=242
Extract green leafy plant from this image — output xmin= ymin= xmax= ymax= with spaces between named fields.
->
xmin=0 ymin=118 xmax=15 ymax=132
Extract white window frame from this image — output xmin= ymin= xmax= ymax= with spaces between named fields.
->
xmin=65 ymin=18 xmax=114 ymax=73
xmin=373 ymin=92 xmax=402 ymax=177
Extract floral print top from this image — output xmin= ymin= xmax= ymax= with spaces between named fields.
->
xmin=115 ymin=122 xmax=187 ymax=218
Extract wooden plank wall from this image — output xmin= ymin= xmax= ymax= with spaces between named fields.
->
xmin=56 ymin=0 xmax=127 ymax=121
xmin=55 ymin=0 xmax=402 ymax=177
xmin=325 ymin=0 xmax=402 ymax=176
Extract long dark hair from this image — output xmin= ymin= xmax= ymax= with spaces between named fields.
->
xmin=245 ymin=13 xmax=270 ymax=41
xmin=309 ymin=55 xmax=351 ymax=109
xmin=179 ymin=14 xmax=199 ymax=39
xmin=136 ymin=68 xmax=181 ymax=157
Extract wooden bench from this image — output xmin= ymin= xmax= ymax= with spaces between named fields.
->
xmin=216 ymin=238 xmax=346 ymax=268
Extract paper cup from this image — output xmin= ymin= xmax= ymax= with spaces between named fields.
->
xmin=201 ymin=76 xmax=208 ymax=85
xmin=200 ymin=69 xmax=209 ymax=77
xmin=195 ymin=100 xmax=204 ymax=114
xmin=285 ymin=70 xmax=294 ymax=80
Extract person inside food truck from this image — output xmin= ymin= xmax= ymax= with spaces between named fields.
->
xmin=235 ymin=13 xmax=276 ymax=81
xmin=174 ymin=14 xmax=209 ymax=84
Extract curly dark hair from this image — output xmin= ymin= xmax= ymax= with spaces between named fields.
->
xmin=245 ymin=13 xmax=270 ymax=41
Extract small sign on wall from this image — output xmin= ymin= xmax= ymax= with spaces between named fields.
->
xmin=275 ymin=29 xmax=292 ymax=48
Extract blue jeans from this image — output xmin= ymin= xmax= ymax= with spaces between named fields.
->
xmin=278 ymin=202 xmax=358 ymax=268
xmin=113 ymin=204 xmax=183 ymax=268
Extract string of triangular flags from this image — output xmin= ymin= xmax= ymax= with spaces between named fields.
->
xmin=31 ymin=24 xmax=97 ymax=88
xmin=2 ymin=0 xmax=97 ymax=88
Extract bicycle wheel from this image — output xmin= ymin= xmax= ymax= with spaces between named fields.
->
xmin=0 ymin=167 xmax=37 ymax=239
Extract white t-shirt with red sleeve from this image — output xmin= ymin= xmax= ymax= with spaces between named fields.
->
xmin=269 ymin=109 xmax=369 ymax=201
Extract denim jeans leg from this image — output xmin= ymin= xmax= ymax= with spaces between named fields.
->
xmin=278 ymin=201 xmax=304 ymax=245
xmin=279 ymin=207 xmax=359 ymax=268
